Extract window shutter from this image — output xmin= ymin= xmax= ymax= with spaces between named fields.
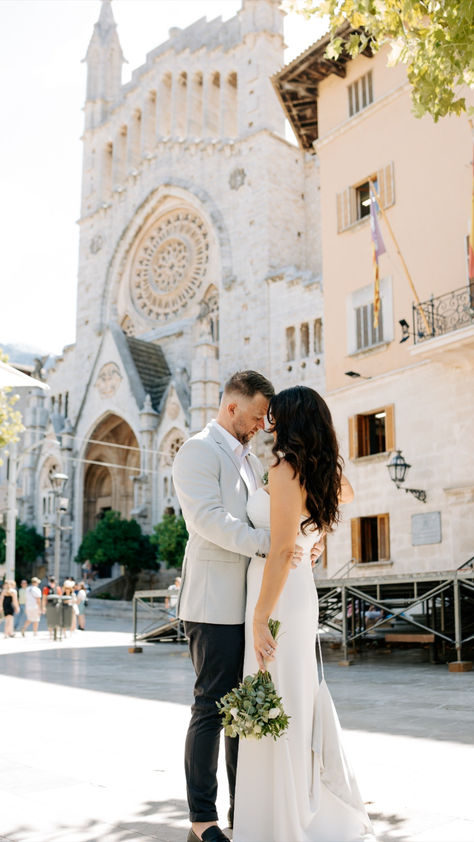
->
xmin=336 ymin=191 xmax=342 ymax=233
xmin=377 ymin=514 xmax=390 ymax=560
xmin=377 ymin=162 xmax=394 ymax=209
xmin=357 ymin=414 xmax=369 ymax=457
xmin=351 ymin=518 xmax=362 ymax=563
xmin=348 ymin=415 xmax=358 ymax=460
xmin=384 ymin=161 xmax=395 ymax=208
xmin=349 ymin=187 xmax=357 ymax=225
xmin=343 ymin=188 xmax=351 ymax=229
xmin=384 ymin=404 xmax=395 ymax=452
xmin=337 ymin=187 xmax=352 ymax=232
xmin=376 ymin=166 xmax=386 ymax=208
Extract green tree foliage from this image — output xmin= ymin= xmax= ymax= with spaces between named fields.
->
xmin=151 ymin=513 xmax=188 ymax=569
xmin=287 ymin=0 xmax=474 ymax=121
xmin=0 ymin=350 xmax=24 ymax=463
xmin=0 ymin=521 xmax=45 ymax=581
xmin=75 ymin=511 xmax=157 ymax=600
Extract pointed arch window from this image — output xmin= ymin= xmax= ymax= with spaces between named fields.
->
xmin=206 ymin=72 xmax=221 ymax=136
xmin=223 ymin=72 xmax=238 ymax=137
xmin=189 ymin=72 xmax=204 ymax=136
xmin=128 ymin=108 xmax=141 ymax=171
xmin=158 ymin=73 xmax=172 ymax=137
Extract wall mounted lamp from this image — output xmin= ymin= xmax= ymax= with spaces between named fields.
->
xmin=399 ymin=318 xmax=429 ymax=344
xmin=344 ymin=371 xmax=372 ymax=380
xmin=399 ymin=319 xmax=411 ymax=343
xmin=386 ymin=450 xmax=427 ymax=503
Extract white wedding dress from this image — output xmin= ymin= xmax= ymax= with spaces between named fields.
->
xmin=233 ymin=488 xmax=375 ymax=842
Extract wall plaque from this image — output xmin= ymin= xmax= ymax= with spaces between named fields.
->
xmin=411 ymin=512 xmax=442 ymax=546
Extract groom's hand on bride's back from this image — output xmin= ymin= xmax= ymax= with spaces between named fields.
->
xmin=289 ymin=535 xmax=325 ymax=569
xmin=290 ymin=545 xmax=304 ymax=568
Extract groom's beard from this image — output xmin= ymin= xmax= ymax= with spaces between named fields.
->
xmin=237 ymin=429 xmax=257 ymax=445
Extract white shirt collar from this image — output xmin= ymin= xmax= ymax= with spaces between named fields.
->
xmin=211 ymin=420 xmax=251 ymax=459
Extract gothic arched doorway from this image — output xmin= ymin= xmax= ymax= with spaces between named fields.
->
xmin=83 ymin=414 xmax=140 ymax=537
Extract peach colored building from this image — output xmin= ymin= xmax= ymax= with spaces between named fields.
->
xmin=274 ymin=31 xmax=474 ymax=578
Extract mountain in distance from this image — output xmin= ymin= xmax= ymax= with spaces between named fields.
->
xmin=0 ymin=342 xmax=53 ymax=368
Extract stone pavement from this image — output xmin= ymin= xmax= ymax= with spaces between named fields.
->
xmin=0 ymin=614 xmax=473 ymax=842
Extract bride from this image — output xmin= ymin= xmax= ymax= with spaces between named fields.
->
xmin=233 ymin=386 xmax=374 ymax=842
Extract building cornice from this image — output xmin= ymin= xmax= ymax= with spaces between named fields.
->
xmin=314 ymin=81 xmax=410 ymax=152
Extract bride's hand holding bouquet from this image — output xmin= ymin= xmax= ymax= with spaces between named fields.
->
xmin=217 ymin=619 xmax=290 ymax=742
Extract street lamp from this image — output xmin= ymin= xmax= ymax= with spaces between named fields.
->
xmin=50 ymin=472 xmax=68 ymax=585
xmin=4 ymin=438 xmax=60 ymax=582
xmin=386 ymin=450 xmax=427 ymax=503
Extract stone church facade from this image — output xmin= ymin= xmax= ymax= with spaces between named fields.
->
xmin=19 ymin=0 xmax=324 ymax=578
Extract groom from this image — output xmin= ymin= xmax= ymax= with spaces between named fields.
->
xmin=172 ymin=370 xmax=274 ymax=842
xmin=173 ymin=371 xmax=324 ymax=842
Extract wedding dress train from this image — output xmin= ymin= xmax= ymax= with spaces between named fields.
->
xmin=233 ymin=488 xmax=375 ymax=842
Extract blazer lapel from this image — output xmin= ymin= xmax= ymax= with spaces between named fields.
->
xmin=208 ymin=423 xmax=249 ymax=496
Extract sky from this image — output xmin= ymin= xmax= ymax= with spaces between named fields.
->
xmin=0 ymin=0 xmax=326 ymax=357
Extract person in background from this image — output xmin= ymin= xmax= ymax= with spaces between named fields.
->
xmin=0 ymin=580 xmax=19 ymax=638
xmin=81 ymin=559 xmax=93 ymax=583
xmin=14 ymin=579 xmax=28 ymax=631
xmin=22 ymin=577 xmax=42 ymax=636
xmin=165 ymin=576 xmax=182 ymax=617
xmin=62 ymin=580 xmax=78 ymax=633
xmin=76 ymin=581 xmax=88 ymax=631
xmin=42 ymin=577 xmax=62 ymax=639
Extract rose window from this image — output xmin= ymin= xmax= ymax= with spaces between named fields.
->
xmin=152 ymin=239 xmax=189 ymax=292
xmin=131 ymin=209 xmax=209 ymax=320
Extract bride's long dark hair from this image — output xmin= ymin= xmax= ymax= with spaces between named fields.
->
xmin=268 ymin=386 xmax=343 ymax=534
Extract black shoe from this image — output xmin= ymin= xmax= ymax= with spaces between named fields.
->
xmin=227 ymin=807 xmax=233 ymax=829
xmin=187 ymin=828 xmax=230 ymax=842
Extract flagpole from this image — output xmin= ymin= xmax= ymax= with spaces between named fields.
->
xmin=370 ymin=182 xmax=432 ymax=338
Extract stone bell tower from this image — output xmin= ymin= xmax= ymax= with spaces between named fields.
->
xmin=238 ymin=0 xmax=285 ymax=137
xmin=83 ymin=0 xmax=125 ymax=131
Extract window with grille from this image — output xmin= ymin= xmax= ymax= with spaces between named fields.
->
xmin=348 ymin=405 xmax=394 ymax=459
xmin=347 ymin=278 xmax=393 ymax=354
xmin=351 ymin=514 xmax=390 ymax=563
xmin=355 ymin=300 xmax=384 ymax=350
xmin=348 ymin=71 xmax=373 ymax=117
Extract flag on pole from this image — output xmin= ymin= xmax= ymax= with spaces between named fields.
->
xmin=369 ymin=182 xmax=386 ymax=328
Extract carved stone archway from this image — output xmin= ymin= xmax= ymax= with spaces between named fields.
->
xmin=83 ymin=414 xmax=140 ymax=536
xmin=158 ymin=427 xmax=185 ymax=517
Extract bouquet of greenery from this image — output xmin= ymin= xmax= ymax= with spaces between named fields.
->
xmin=217 ymin=619 xmax=290 ymax=741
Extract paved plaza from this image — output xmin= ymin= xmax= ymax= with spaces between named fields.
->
xmin=0 ymin=614 xmax=473 ymax=842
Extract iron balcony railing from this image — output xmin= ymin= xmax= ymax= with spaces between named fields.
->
xmin=413 ymin=284 xmax=474 ymax=344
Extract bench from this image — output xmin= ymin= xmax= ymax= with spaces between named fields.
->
xmin=385 ymin=633 xmax=435 ymax=644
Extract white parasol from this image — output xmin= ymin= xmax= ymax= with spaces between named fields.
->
xmin=0 ymin=360 xmax=50 ymax=390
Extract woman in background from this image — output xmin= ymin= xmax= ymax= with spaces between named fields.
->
xmin=1 ymin=580 xmax=19 ymax=638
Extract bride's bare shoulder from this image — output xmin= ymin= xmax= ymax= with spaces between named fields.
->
xmin=268 ymin=459 xmax=298 ymax=486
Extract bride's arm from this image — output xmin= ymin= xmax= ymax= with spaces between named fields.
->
xmin=340 ymin=473 xmax=354 ymax=503
xmin=253 ymin=460 xmax=303 ymax=671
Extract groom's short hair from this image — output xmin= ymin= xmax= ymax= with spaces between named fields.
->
xmin=224 ymin=370 xmax=274 ymax=401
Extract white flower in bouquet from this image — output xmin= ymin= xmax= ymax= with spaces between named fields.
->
xmin=217 ymin=619 xmax=290 ymax=741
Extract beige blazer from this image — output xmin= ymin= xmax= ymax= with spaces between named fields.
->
xmin=172 ymin=422 xmax=271 ymax=624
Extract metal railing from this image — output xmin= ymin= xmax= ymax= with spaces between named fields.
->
xmin=317 ymin=563 xmax=474 ymax=666
xmin=131 ymin=589 xmax=186 ymax=647
xmin=413 ymin=285 xmax=474 ymax=344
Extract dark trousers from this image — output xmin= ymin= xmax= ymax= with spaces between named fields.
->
xmin=184 ymin=621 xmax=245 ymax=823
